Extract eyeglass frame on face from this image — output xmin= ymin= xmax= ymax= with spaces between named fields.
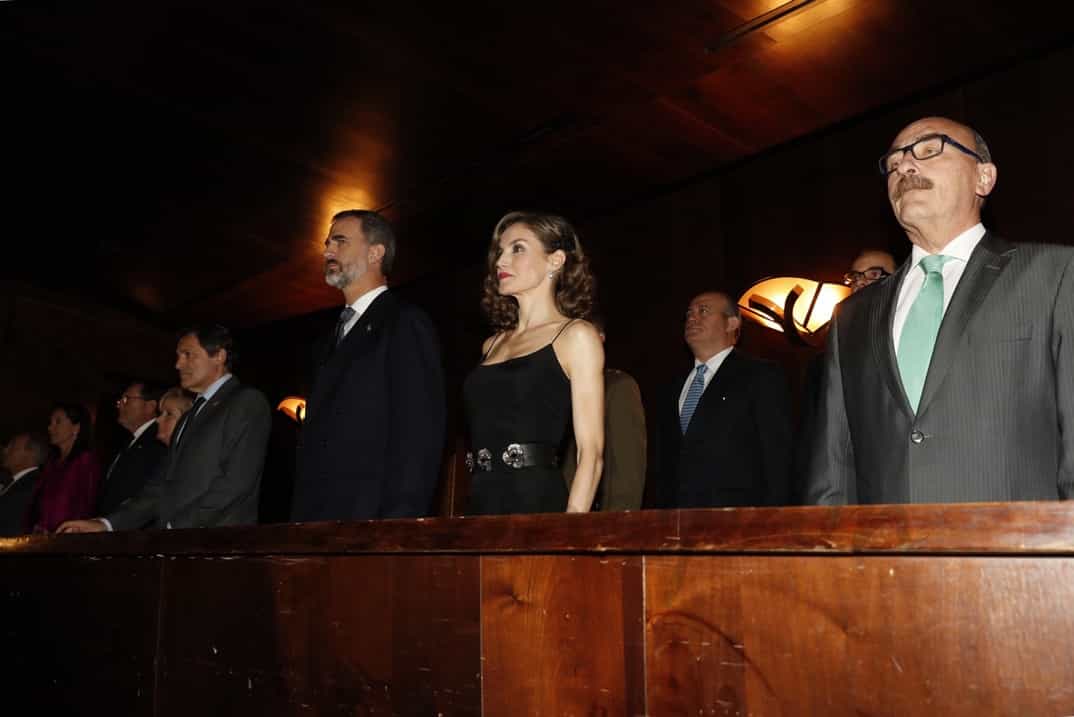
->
xmin=878 ymin=133 xmax=984 ymax=177
xmin=116 ymin=394 xmax=146 ymax=406
xmin=843 ymin=267 xmax=891 ymax=286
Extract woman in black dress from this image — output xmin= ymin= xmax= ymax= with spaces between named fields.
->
xmin=463 ymin=211 xmax=605 ymax=515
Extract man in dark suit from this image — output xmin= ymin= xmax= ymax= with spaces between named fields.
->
xmin=652 ymin=291 xmax=793 ymax=508
xmin=95 ymin=381 xmax=168 ymax=517
xmin=290 ymin=210 xmax=445 ymax=522
xmin=0 ymin=432 xmax=48 ymax=536
xmin=806 ymin=117 xmax=1074 ymax=504
xmin=59 ymin=325 xmax=272 ymax=531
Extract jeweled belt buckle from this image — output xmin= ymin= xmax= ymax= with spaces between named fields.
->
xmin=502 ymin=443 xmax=525 ymax=469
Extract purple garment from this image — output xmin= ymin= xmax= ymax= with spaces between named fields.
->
xmin=29 ymin=451 xmax=102 ymax=533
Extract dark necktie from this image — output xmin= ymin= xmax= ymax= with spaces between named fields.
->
xmin=174 ymin=396 xmax=206 ymax=448
xmin=335 ymin=306 xmax=357 ymax=347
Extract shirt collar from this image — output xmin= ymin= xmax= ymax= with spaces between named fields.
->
xmin=130 ymin=418 xmax=157 ymax=442
xmin=909 ymin=223 xmax=985 ymax=268
xmin=198 ymin=373 xmax=233 ymax=403
xmin=9 ymin=466 xmax=37 ymax=485
xmin=347 ymin=285 xmax=389 ymax=318
xmin=694 ymin=345 xmax=734 ymax=372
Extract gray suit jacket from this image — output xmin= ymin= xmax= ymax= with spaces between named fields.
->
xmin=107 ymin=376 xmax=272 ymax=529
xmin=806 ymin=233 xmax=1074 ymax=504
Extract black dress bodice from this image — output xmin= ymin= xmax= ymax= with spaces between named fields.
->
xmin=463 ymin=342 xmax=572 ymax=514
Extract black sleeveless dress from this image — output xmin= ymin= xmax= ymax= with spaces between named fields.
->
xmin=463 ymin=332 xmax=573 ymax=515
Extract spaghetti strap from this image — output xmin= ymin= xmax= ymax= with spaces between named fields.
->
xmin=550 ymin=319 xmax=577 ymax=345
xmin=481 ymin=332 xmax=505 ymax=362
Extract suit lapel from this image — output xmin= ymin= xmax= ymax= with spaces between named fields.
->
xmin=684 ymin=350 xmax=742 ymax=440
xmin=918 ymin=232 xmax=1014 ymax=413
xmin=872 ymin=260 xmax=913 ymax=417
xmin=171 ymin=377 xmax=238 ymax=465
xmin=308 ymin=292 xmax=394 ymax=422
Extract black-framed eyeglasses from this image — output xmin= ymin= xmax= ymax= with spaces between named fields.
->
xmin=843 ymin=267 xmax=891 ymax=286
xmin=878 ymin=133 xmax=983 ymax=176
xmin=116 ymin=394 xmax=145 ymax=406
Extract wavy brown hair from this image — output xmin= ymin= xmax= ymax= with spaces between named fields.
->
xmin=481 ymin=211 xmax=596 ymax=331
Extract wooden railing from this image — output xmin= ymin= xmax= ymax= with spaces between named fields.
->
xmin=3 ymin=503 xmax=1074 ymax=715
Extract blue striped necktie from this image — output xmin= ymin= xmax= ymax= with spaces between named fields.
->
xmin=680 ymin=364 xmax=707 ymax=433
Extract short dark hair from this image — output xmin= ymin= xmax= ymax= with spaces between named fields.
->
xmin=129 ymin=380 xmax=167 ymax=404
xmin=178 ymin=324 xmax=237 ymax=371
xmin=21 ymin=431 xmax=50 ymax=466
xmin=331 ymin=209 xmax=397 ymax=276
xmin=50 ymin=402 xmax=93 ymax=461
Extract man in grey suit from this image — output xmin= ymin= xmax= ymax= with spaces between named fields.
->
xmin=59 ymin=325 xmax=272 ymax=531
xmin=806 ymin=117 xmax=1074 ymax=504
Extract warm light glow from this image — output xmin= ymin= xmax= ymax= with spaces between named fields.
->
xmin=277 ymin=396 xmax=307 ymax=423
xmin=737 ymin=277 xmax=851 ymax=339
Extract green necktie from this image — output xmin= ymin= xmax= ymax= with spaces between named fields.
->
xmin=897 ymin=254 xmax=952 ymax=412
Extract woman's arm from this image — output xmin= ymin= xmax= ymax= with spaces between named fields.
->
xmin=555 ymin=321 xmax=605 ymax=512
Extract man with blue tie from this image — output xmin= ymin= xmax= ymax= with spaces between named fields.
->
xmin=652 ymin=291 xmax=793 ymax=508
xmin=806 ymin=117 xmax=1074 ymax=504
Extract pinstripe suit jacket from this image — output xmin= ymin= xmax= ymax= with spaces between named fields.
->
xmin=806 ymin=233 xmax=1074 ymax=504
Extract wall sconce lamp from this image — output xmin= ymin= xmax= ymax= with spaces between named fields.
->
xmin=737 ymin=277 xmax=851 ymax=347
xmin=277 ymin=396 xmax=307 ymax=424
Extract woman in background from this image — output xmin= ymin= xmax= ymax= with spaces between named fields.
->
xmin=155 ymin=387 xmax=194 ymax=447
xmin=30 ymin=402 xmax=101 ymax=532
xmin=463 ymin=211 xmax=604 ymax=515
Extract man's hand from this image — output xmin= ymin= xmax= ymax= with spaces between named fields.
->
xmin=56 ymin=519 xmax=108 ymax=534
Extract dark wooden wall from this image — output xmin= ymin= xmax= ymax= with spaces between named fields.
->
xmin=5 ymin=503 xmax=1074 ymax=715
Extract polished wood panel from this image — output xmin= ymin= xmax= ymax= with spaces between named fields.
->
xmin=155 ymin=554 xmax=481 ymax=716
xmin=13 ymin=502 xmax=1074 ymax=556
xmin=480 ymin=555 xmax=645 ymax=714
xmin=4 ymin=504 xmax=1074 ymax=714
xmin=645 ymin=555 xmax=1074 ymax=715
xmin=0 ymin=556 xmax=160 ymax=716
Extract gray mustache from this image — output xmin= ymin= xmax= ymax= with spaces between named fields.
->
xmin=893 ymin=175 xmax=933 ymax=201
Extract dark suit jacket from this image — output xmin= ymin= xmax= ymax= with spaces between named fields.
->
xmin=96 ymin=425 xmax=167 ymax=518
xmin=0 ymin=468 xmax=39 ymax=537
xmin=291 ymin=291 xmax=446 ymax=521
xmin=653 ymin=349 xmax=793 ymax=508
xmin=806 ymin=234 xmax=1074 ymax=504
xmin=106 ymin=376 xmax=272 ymax=529
xmin=562 ymin=368 xmax=647 ymax=510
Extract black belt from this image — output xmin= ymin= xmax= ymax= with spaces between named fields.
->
xmin=466 ymin=442 xmax=559 ymax=472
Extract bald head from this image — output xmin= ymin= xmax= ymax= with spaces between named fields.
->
xmin=684 ymin=291 xmax=741 ymax=361
xmin=883 ymin=116 xmax=997 ymax=253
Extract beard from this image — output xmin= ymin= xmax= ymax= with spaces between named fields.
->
xmin=891 ymin=174 xmax=933 ymax=202
xmin=324 ymin=261 xmax=357 ymax=289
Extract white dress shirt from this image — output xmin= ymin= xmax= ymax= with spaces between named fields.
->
xmin=341 ymin=285 xmax=388 ymax=339
xmin=892 ymin=223 xmax=986 ymax=353
xmin=678 ymin=346 xmax=734 ymax=415
xmin=128 ymin=418 xmax=158 ymax=447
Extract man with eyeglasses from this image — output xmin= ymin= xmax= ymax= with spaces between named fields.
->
xmin=806 ymin=117 xmax=1074 ymax=504
xmin=844 ymin=250 xmax=896 ymax=293
xmin=95 ymin=381 xmax=168 ymax=517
